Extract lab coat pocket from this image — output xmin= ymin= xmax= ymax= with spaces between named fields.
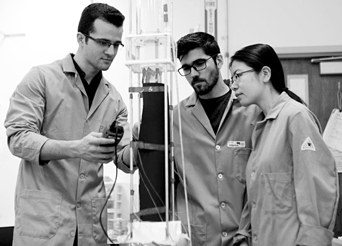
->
xmin=261 ymin=172 xmax=293 ymax=214
xmin=18 ymin=189 xmax=62 ymax=239
xmin=91 ymin=198 xmax=107 ymax=244
xmin=233 ymin=148 xmax=252 ymax=184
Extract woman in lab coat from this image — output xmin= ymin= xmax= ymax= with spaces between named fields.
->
xmin=229 ymin=43 xmax=339 ymax=246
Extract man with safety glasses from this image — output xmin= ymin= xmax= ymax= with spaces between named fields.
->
xmin=173 ymin=32 xmax=260 ymax=246
xmin=4 ymin=3 xmax=136 ymax=246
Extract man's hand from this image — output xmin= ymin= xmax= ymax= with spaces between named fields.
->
xmin=77 ymin=132 xmax=117 ymax=163
xmin=132 ymin=121 xmax=140 ymax=141
xmin=240 ymin=241 xmax=248 ymax=246
xmin=233 ymin=235 xmax=249 ymax=246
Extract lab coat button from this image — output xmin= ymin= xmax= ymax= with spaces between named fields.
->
xmin=76 ymin=202 xmax=81 ymax=208
xmin=222 ymin=231 xmax=228 ymax=237
xmin=80 ymin=173 xmax=85 ymax=179
xmin=251 ymin=172 xmax=255 ymax=178
xmin=252 ymin=201 xmax=256 ymax=208
xmin=221 ymin=202 xmax=226 ymax=208
xmin=215 ymin=145 xmax=220 ymax=150
xmin=218 ymin=173 xmax=223 ymax=179
xmin=70 ymin=230 xmax=75 ymax=237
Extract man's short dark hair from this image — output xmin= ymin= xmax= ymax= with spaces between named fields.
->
xmin=78 ymin=3 xmax=125 ymax=35
xmin=177 ymin=32 xmax=220 ymax=61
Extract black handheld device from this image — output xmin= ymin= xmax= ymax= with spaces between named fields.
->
xmin=102 ymin=121 xmax=124 ymax=146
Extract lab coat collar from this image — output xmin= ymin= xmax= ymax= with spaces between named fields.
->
xmin=185 ymin=88 xmax=235 ymax=139
xmin=264 ymin=92 xmax=290 ymax=120
xmin=61 ymin=54 xmax=110 ymax=88
xmin=62 ymin=54 xmax=78 ymax=74
xmin=185 ymin=91 xmax=198 ymax=107
xmin=61 ymin=54 xmax=110 ymax=118
xmin=88 ymin=77 xmax=110 ymax=119
xmin=62 ymin=54 xmax=88 ymax=100
xmin=185 ymin=91 xmax=213 ymax=137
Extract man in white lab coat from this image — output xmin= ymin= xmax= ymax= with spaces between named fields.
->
xmin=4 ymin=3 xmax=135 ymax=246
xmin=173 ymin=32 xmax=260 ymax=245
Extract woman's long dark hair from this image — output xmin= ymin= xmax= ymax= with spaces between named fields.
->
xmin=229 ymin=43 xmax=306 ymax=105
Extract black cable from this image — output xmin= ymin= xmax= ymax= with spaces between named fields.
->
xmin=99 ymin=125 xmax=119 ymax=245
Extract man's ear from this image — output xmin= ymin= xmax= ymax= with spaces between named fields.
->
xmin=215 ymin=53 xmax=224 ymax=69
xmin=261 ymin=66 xmax=271 ymax=83
xmin=77 ymin=32 xmax=85 ymax=46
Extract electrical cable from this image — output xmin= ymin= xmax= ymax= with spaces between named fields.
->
xmin=99 ymin=125 xmax=120 ymax=245
xmin=98 ymin=122 xmax=167 ymax=244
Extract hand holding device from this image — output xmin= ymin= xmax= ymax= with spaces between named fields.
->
xmin=102 ymin=121 xmax=124 ymax=146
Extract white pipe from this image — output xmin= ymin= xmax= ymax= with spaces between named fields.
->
xmin=169 ymin=70 xmax=175 ymax=222
xmin=128 ymin=66 xmax=134 ymax=239
xmin=164 ymin=63 xmax=170 ymax=238
xmin=174 ymin=46 xmax=192 ymax=246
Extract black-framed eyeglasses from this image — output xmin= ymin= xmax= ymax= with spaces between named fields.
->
xmin=178 ymin=54 xmax=218 ymax=76
xmin=83 ymin=33 xmax=124 ymax=49
xmin=230 ymin=69 xmax=254 ymax=84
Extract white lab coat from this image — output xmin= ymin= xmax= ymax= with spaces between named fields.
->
xmin=245 ymin=92 xmax=339 ymax=246
xmin=4 ymin=54 xmax=131 ymax=246
xmin=173 ymin=90 xmax=260 ymax=245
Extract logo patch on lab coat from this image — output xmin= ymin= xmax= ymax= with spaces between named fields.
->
xmin=301 ymin=137 xmax=316 ymax=151
xmin=227 ymin=141 xmax=246 ymax=148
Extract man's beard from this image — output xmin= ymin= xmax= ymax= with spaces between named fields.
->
xmin=192 ymin=67 xmax=219 ymax=96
